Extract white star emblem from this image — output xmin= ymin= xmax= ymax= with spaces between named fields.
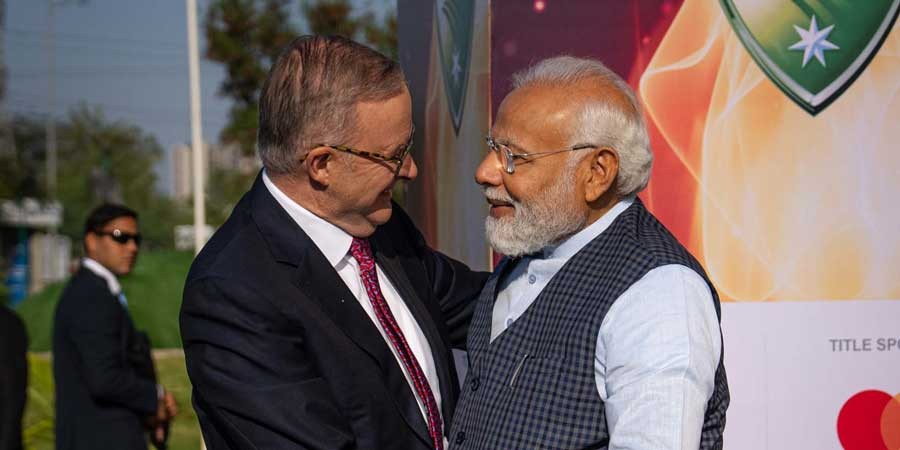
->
xmin=788 ymin=15 xmax=839 ymax=68
xmin=451 ymin=51 xmax=462 ymax=84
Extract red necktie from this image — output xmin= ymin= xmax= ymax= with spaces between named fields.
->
xmin=349 ymin=237 xmax=444 ymax=450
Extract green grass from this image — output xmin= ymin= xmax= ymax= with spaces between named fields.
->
xmin=23 ymin=352 xmax=201 ymax=450
xmin=15 ymin=250 xmax=195 ymax=351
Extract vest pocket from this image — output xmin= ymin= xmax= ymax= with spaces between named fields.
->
xmin=506 ymin=354 xmax=566 ymax=390
xmin=509 ymin=353 xmax=529 ymax=387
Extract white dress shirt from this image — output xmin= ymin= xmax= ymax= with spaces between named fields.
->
xmin=263 ymin=172 xmax=445 ymax=438
xmin=82 ymin=258 xmax=131 ymax=309
xmin=82 ymin=257 xmax=122 ymax=296
xmin=491 ymin=197 xmax=722 ymax=450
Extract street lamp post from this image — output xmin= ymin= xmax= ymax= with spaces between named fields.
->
xmin=186 ymin=0 xmax=206 ymax=256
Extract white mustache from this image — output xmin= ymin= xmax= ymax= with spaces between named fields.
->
xmin=483 ymin=186 xmax=514 ymax=205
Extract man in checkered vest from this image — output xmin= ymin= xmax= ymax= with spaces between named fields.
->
xmin=449 ymin=56 xmax=729 ymax=449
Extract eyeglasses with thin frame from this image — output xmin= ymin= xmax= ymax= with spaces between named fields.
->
xmin=94 ymin=228 xmax=142 ymax=246
xmin=303 ymin=125 xmax=416 ymax=176
xmin=485 ymin=136 xmax=598 ymax=174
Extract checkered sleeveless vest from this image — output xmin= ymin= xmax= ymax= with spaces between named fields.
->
xmin=450 ymin=199 xmax=729 ymax=449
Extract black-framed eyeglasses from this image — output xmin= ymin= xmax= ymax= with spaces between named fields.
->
xmin=305 ymin=124 xmax=416 ymax=175
xmin=94 ymin=229 xmax=142 ymax=246
xmin=485 ymin=136 xmax=598 ymax=174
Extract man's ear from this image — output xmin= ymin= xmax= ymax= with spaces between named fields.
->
xmin=305 ymin=146 xmax=334 ymax=186
xmin=84 ymin=232 xmax=97 ymax=259
xmin=584 ymin=148 xmax=619 ymax=203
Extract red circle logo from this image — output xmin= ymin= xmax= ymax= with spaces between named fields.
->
xmin=837 ymin=390 xmax=900 ymax=450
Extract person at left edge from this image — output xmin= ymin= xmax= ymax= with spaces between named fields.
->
xmin=180 ymin=35 xmax=489 ymax=450
xmin=53 ymin=204 xmax=178 ymax=450
xmin=0 ymin=303 xmax=28 ymax=450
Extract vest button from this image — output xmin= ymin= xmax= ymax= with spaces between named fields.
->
xmin=455 ymin=431 xmax=466 ymax=445
xmin=470 ymin=377 xmax=480 ymax=392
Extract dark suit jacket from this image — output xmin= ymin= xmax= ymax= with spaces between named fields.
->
xmin=180 ymin=174 xmax=488 ymax=450
xmin=0 ymin=305 xmax=28 ymax=450
xmin=52 ymin=267 xmax=158 ymax=450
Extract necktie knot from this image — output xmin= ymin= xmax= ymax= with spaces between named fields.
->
xmin=349 ymin=237 xmax=375 ymax=272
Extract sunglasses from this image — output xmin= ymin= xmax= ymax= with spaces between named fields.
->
xmin=94 ymin=228 xmax=142 ymax=246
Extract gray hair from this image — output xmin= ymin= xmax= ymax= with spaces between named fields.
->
xmin=257 ymin=35 xmax=407 ymax=176
xmin=511 ymin=56 xmax=653 ymax=197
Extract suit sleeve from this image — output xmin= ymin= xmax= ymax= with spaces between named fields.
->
xmin=67 ymin=291 xmax=157 ymax=416
xmin=0 ymin=309 xmax=28 ymax=450
xmin=421 ymin=247 xmax=489 ymax=349
xmin=180 ymin=277 xmax=355 ymax=450
xmin=390 ymin=204 xmax=491 ymax=349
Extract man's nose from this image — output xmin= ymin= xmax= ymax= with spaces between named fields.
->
xmin=397 ymin=154 xmax=418 ymax=181
xmin=475 ymin=150 xmax=503 ymax=187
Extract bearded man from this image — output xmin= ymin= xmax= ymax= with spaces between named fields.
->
xmin=449 ymin=56 xmax=730 ymax=450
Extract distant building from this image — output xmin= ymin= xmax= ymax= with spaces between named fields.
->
xmin=174 ymin=224 xmax=215 ymax=251
xmin=208 ymin=141 xmax=260 ymax=175
xmin=172 ymin=144 xmax=194 ymax=201
xmin=171 ymin=141 xmax=260 ymax=201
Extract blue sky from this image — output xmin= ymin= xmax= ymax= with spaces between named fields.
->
xmin=4 ymin=0 xmax=392 ymax=194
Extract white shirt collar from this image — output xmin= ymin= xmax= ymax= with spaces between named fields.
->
xmin=543 ymin=196 xmax=636 ymax=260
xmin=262 ymin=170 xmax=353 ymax=267
xmin=82 ymin=257 xmax=122 ymax=295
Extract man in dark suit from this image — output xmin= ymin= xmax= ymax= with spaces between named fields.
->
xmin=0 ymin=304 xmax=28 ymax=450
xmin=53 ymin=204 xmax=178 ymax=450
xmin=180 ymin=35 xmax=488 ymax=450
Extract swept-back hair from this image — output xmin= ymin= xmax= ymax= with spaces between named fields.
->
xmin=258 ymin=35 xmax=407 ymax=175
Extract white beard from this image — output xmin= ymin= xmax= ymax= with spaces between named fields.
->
xmin=483 ymin=172 xmax=586 ymax=257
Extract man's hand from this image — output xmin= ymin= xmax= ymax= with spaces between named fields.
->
xmin=163 ymin=390 xmax=178 ymax=419
xmin=148 ymin=388 xmax=178 ymax=447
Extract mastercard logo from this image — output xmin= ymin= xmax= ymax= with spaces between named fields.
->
xmin=837 ymin=390 xmax=900 ymax=450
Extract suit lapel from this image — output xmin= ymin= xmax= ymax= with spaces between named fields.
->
xmin=292 ymin=246 xmax=396 ymax=368
xmin=247 ymin=174 xmax=432 ymax=447
xmin=293 ymin=244 xmax=433 ymax=447
xmin=374 ymin=242 xmax=454 ymax=437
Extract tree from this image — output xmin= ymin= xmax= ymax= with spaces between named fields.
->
xmin=364 ymin=10 xmax=398 ymax=60
xmin=205 ymin=0 xmax=398 ymax=156
xmin=302 ymin=0 xmax=363 ymax=37
xmin=204 ymin=0 xmax=296 ymax=156
xmin=0 ymin=116 xmax=47 ymax=200
xmin=7 ymin=108 xmax=190 ymax=249
xmin=302 ymin=0 xmax=397 ymax=59
xmin=202 ymin=0 xmax=400 ymax=219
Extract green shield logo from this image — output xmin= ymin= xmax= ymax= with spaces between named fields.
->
xmin=720 ymin=0 xmax=900 ymax=115
xmin=436 ymin=0 xmax=474 ymax=134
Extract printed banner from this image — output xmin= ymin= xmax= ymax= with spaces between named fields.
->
xmin=401 ymin=1 xmax=900 ymax=447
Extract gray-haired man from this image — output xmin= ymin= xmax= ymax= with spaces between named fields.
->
xmin=450 ymin=56 xmax=729 ymax=449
